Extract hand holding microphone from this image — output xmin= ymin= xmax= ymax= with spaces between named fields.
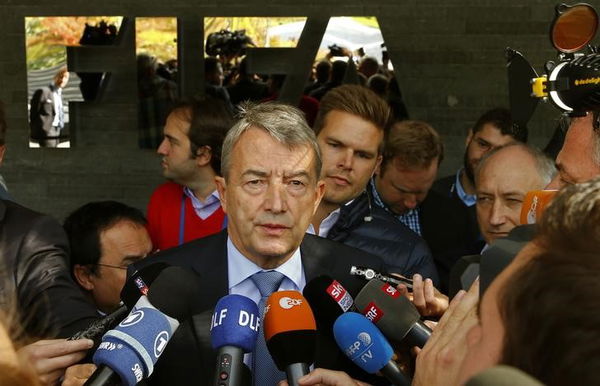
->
xmin=354 ymin=279 xmax=432 ymax=348
xmin=85 ymin=266 xmax=200 ymax=386
xmin=333 ymin=312 xmax=410 ymax=386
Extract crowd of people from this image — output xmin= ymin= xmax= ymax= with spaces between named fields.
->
xmin=2 ymin=50 xmax=599 ymax=386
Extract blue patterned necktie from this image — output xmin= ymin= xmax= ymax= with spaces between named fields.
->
xmin=250 ymin=270 xmax=286 ymax=386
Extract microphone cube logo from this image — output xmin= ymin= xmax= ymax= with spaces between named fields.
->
xmin=120 ymin=309 xmax=145 ymax=327
xmin=362 ymin=302 xmax=384 ymax=323
xmin=327 ymin=281 xmax=353 ymax=312
xmin=134 ymin=277 xmax=149 ymax=295
xmin=153 ymin=331 xmax=170 ymax=358
xmin=279 ymin=296 xmax=303 ymax=309
xmin=382 ymin=283 xmax=400 ymax=298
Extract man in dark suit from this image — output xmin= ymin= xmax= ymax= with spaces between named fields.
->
xmin=133 ymin=102 xmax=388 ymax=385
xmin=29 ymin=67 xmax=69 ymax=147
xmin=372 ymin=120 xmax=482 ymax=294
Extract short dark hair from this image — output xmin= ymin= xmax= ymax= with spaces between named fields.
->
xmin=498 ymin=177 xmax=600 ymax=385
xmin=381 ymin=120 xmax=444 ymax=173
xmin=499 ymin=251 xmax=600 ymax=386
xmin=172 ymin=96 xmax=234 ymax=175
xmin=64 ymin=201 xmax=147 ymax=275
xmin=0 ymin=100 xmax=5 ymax=146
xmin=205 ymin=56 xmax=221 ymax=75
xmin=313 ymin=84 xmax=390 ymax=153
xmin=472 ymin=108 xmax=528 ymax=143
xmin=315 ymin=60 xmax=332 ymax=83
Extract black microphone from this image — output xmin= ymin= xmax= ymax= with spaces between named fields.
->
xmin=354 ymin=279 xmax=431 ymax=348
xmin=84 ymin=266 xmax=200 ymax=386
xmin=68 ymin=262 xmax=171 ymax=346
xmin=302 ymin=275 xmax=354 ymax=335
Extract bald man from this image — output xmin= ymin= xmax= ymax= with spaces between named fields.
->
xmin=475 ymin=143 xmax=556 ymax=246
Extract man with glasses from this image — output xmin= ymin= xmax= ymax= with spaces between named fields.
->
xmin=64 ymin=201 xmax=153 ymax=314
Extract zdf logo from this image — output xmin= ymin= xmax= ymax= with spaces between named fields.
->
xmin=279 ymin=297 xmax=303 ymax=309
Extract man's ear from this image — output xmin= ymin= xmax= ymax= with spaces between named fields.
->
xmin=465 ymin=129 xmax=473 ymax=147
xmin=195 ymin=146 xmax=212 ymax=167
xmin=73 ymin=265 xmax=95 ymax=291
xmin=373 ymin=155 xmax=383 ymax=178
xmin=215 ymin=176 xmax=227 ymax=213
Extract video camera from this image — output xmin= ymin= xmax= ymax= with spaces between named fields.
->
xmin=205 ymin=29 xmax=255 ymax=57
xmin=507 ymin=3 xmax=600 ymax=128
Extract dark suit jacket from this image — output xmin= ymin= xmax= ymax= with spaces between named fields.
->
xmin=0 ymin=200 xmax=98 ymax=338
xmin=419 ymin=189 xmax=483 ymax=294
xmin=29 ymin=85 xmax=57 ymax=140
xmin=133 ymin=230 xmax=388 ymax=385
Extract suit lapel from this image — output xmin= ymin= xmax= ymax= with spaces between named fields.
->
xmin=300 ymin=234 xmax=336 ymax=281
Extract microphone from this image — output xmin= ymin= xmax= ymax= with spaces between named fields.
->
xmin=68 ymin=262 xmax=171 ymax=346
xmin=333 ymin=312 xmax=410 ymax=386
xmin=85 ymin=266 xmax=200 ymax=386
xmin=264 ymin=291 xmax=317 ymax=386
xmin=302 ymin=275 xmax=354 ymax=335
xmin=354 ymin=279 xmax=431 ymax=348
xmin=210 ymin=294 xmax=260 ymax=386
xmin=519 ymin=190 xmax=558 ymax=225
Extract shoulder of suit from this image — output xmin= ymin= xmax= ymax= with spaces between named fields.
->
xmin=302 ymin=233 xmax=383 ymax=264
xmin=142 ymin=230 xmax=226 ymax=268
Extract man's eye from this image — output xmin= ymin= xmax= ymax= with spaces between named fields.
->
xmin=328 ymin=142 xmax=339 ymax=148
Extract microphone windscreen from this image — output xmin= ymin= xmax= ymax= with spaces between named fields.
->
xmin=333 ymin=312 xmax=393 ymax=374
xmin=303 ymin=275 xmax=353 ymax=333
xmin=146 ymin=266 xmax=201 ymax=321
xmin=210 ymin=294 xmax=260 ymax=353
xmin=264 ymin=291 xmax=317 ymax=371
xmin=465 ymin=365 xmax=543 ymax=386
xmin=121 ymin=262 xmax=170 ymax=308
xmin=519 ymin=190 xmax=558 ymax=225
xmin=354 ymin=279 xmax=421 ymax=342
xmin=92 ymin=296 xmax=180 ymax=386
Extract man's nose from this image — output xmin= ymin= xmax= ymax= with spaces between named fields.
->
xmin=157 ymin=138 xmax=169 ymax=155
xmin=337 ymin=149 xmax=353 ymax=170
xmin=264 ymin=183 xmax=287 ymax=213
xmin=489 ymin=201 xmax=507 ymax=226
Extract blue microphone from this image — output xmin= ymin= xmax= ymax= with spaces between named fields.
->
xmin=210 ymin=294 xmax=260 ymax=386
xmin=85 ymin=266 xmax=200 ymax=386
xmin=91 ymin=295 xmax=179 ymax=386
xmin=333 ymin=312 xmax=411 ymax=386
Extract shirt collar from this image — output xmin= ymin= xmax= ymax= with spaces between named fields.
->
xmin=183 ymin=187 xmax=220 ymax=210
xmin=227 ymin=237 xmax=303 ymax=290
xmin=454 ymin=169 xmax=477 ymax=207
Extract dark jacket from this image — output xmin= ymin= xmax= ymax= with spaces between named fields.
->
xmin=0 ymin=200 xmax=98 ymax=338
xmin=132 ymin=230 xmax=389 ymax=385
xmin=419 ymin=188 xmax=484 ymax=293
xmin=327 ymin=190 xmax=439 ymax=284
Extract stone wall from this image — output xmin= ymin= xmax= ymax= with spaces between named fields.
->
xmin=0 ymin=0 xmax=591 ymax=220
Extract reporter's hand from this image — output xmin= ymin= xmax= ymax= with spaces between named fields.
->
xmin=277 ymin=368 xmax=371 ymax=386
xmin=412 ymin=279 xmax=480 ymax=386
xmin=18 ymin=338 xmax=93 ymax=386
xmin=396 ymin=274 xmax=449 ymax=317
xmin=62 ymin=363 xmax=96 ymax=386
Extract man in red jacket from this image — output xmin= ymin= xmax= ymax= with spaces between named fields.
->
xmin=147 ymin=96 xmax=233 ymax=250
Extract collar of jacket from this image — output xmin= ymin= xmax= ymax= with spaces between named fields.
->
xmin=326 ymin=189 xmax=373 ymax=241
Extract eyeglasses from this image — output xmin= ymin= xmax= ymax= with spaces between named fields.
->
xmin=94 ymin=263 xmax=129 ymax=270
